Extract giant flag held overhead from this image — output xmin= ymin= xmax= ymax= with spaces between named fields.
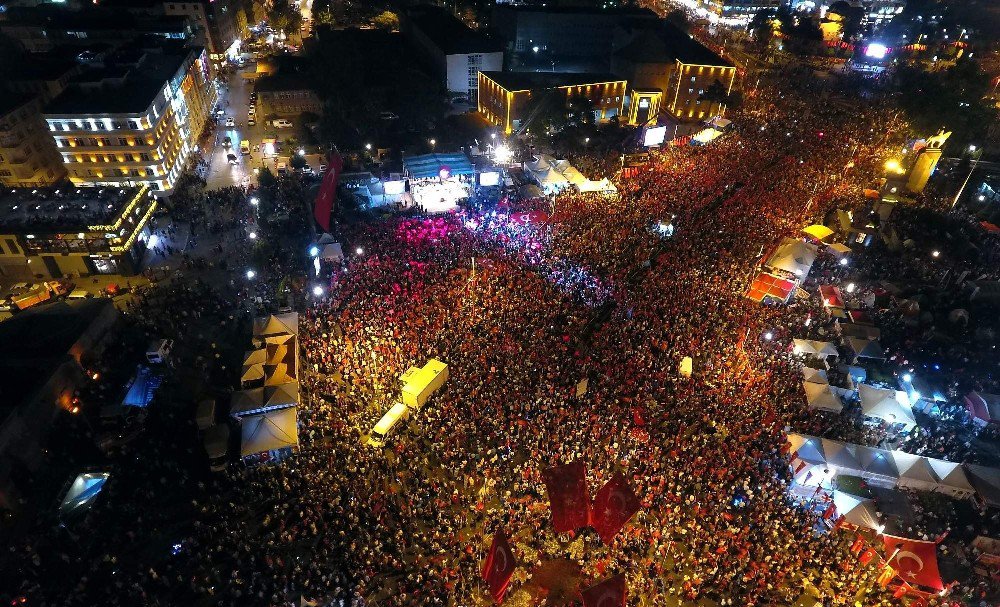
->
xmin=581 ymin=573 xmax=626 ymax=607
xmin=482 ymin=530 xmax=517 ymax=604
xmin=589 ymin=472 xmax=642 ymax=544
xmin=313 ymin=150 xmax=344 ymax=232
xmin=542 ymin=460 xmax=591 ymax=533
xmin=882 ymin=535 xmax=945 ymax=591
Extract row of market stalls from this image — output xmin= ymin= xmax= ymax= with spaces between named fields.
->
xmin=788 ymin=432 xmax=984 ymax=500
xmin=231 ymin=312 xmax=301 ymax=461
xmin=522 ymin=154 xmax=617 ymax=196
xmin=747 ymin=226 xmax=852 ymax=304
xmin=797 ymin=362 xmax=918 ymax=429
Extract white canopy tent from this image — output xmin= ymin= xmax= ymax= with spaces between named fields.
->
xmin=859 ymin=384 xmax=916 ymax=429
xmin=241 ymin=363 xmax=265 ymax=386
xmin=240 ymin=407 xmax=299 ymax=456
xmin=230 ymin=387 xmax=265 ymax=416
xmin=787 ymin=433 xmax=827 ymax=465
xmin=253 ymin=312 xmax=299 ymax=338
xmin=319 ymin=242 xmax=344 ymax=262
xmin=802 ymin=367 xmax=829 ymax=385
xmin=263 ymin=382 xmax=299 ymax=408
xmin=832 ymin=490 xmax=881 ymax=530
xmin=765 ymin=238 xmax=818 ymax=278
xmin=927 ymin=459 xmax=976 ymax=499
xmin=243 ymin=348 xmax=267 ymax=367
xmin=856 ymin=446 xmax=899 ymax=481
xmin=579 ymin=178 xmax=617 ymax=194
xmin=965 ymin=464 xmax=1000 ymax=507
xmin=846 ymin=337 xmax=885 ymax=362
xmin=892 ymin=451 xmax=940 ymax=491
xmin=821 ymin=439 xmax=861 ymax=470
xmin=803 ymin=381 xmax=844 ymax=413
xmin=793 ymin=339 xmax=839 ymax=357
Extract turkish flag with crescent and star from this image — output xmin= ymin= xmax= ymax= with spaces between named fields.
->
xmin=542 ymin=460 xmax=591 ymax=533
xmin=481 ymin=530 xmax=517 ymax=603
xmin=589 ymin=472 xmax=642 ymax=544
xmin=581 ymin=573 xmax=626 ymax=607
xmin=882 ymin=535 xmax=944 ymax=591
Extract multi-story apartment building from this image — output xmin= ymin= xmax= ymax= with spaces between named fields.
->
xmin=0 ymin=184 xmax=157 ymax=278
xmin=680 ymin=0 xmax=782 ymax=26
xmin=43 ymin=44 xmax=215 ymax=194
xmin=163 ymin=0 xmax=249 ymax=64
xmin=0 ymin=94 xmax=68 ymax=188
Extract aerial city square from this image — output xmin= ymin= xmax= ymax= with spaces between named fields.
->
xmin=1 ymin=0 xmax=1000 ymax=605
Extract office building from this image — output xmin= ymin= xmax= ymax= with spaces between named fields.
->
xmin=612 ymin=22 xmax=737 ymax=122
xmin=162 ymin=0 xmax=249 ymax=64
xmin=0 ymin=184 xmax=157 ymax=278
xmin=0 ymin=299 xmax=120 ymax=511
xmin=478 ymin=71 xmax=627 ymax=134
xmin=401 ymin=5 xmax=504 ymax=101
xmin=43 ymin=43 xmax=216 ymax=193
xmin=0 ymin=94 xmax=68 ymax=188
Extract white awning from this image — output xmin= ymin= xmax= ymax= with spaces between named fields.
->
xmin=793 ymin=339 xmax=838 ymax=357
xmin=240 ymin=407 xmax=298 ymax=456
xmin=892 ymin=451 xmax=940 ymax=491
xmin=859 ymin=384 xmax=916 ymax=429
xmin=803 ymin=381 xmax=844 ymax=413
xmin=765 ymin=238 xmax=818 ymax=277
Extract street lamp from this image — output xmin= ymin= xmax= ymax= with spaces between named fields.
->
xmin=250 ymin=196 xmax=260 ymax=206
xmin=312 ymin=285 xmax=324 ymax=297
xmin=884 ymin=159 xmax=904 ymax=175
xmin=246 ymin=269 xmax=256 ymax=280
xmin=248 ymin=231 xmax=257 ymax=240
xmin=356 ymin=247 xmax=364 ymax=255
xmin=429 ymin=138 xmax=436 ymax=150
xmin=365 ymin=143 xmax=372 ymax=151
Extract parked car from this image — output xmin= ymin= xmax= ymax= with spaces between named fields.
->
xmin=247 ymin=118 xmax=256 ymax=127
xmin=225 ymin=116 xmax=235 ymax=127
xmin=273 ymin=119 xmax=293 ymax=128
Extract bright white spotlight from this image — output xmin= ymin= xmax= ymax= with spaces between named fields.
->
xmin=764 ymin=332 xmax=773 ymax=341
xmin=493 ymin=143 xmax=512 ymax=164
xmin=248 ymin=231 xmax=257 ymax=240
xmin=356 ymin=247 xmax=364 ymax=255
xmin=250 ymin=197 xmax=260 ymax=205
xmin=246 ymin=269 xmax=256 ymax=279
xmin=309 ymin=245 xmax=320 ymax=257
xmin=312 ymin=285 xmax=324 ymax=297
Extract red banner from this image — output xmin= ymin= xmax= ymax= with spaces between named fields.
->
xmin=882 ymin=535 xmax=944 ymax=591
xmin=543 ymin=461 xmax=591 ymax=533
xmin=581 ymin=573 xmax=626 ymax=607
xmin=313 ymin=151 xmax=343 ymax=232
xmin=590 ymin=472 xmax=642 ymax=544
xmin=481 ymin=530 xmax=517 ymax=604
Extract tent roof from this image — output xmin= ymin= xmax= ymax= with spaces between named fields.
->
xmin=788 ymin=433 xmax=826 ymax=465
xmin=832 ymin=490 xmax=880 ymax=530
xmin=264 ymin=381 xmax=299 ymax=408
xmin=803 ymin=381 xmax=844 ymax=413
xmin=579 ymin=178 xmax=617 ymax=193
xmin=765 ymin=238 xmax=818 ymax=277
xmin=244 ymin=348 xmax=267 ymax=366
xmin=859 ymin=384 xmax=915 ymax=428
xmin=965 ymin=464 xmax=1000 ymax=506
xmin=802 ymin=367 xmax=829 ymax=384
xmin=793 ymin=339 xmax=838 ymax=357
xmin=403 ymin=152 xmax=475 ymax=179
xmin=821 ymin=439 xmax=860 ymax=469
xmin=747 ymin=271 xmax=795 ymax=303
xmin=320 ymin=242 xmax=344 ymax=261
xmin=891 ymin=451 xmax=939 ymax=485
xmin=856 ymin=446 xmax=899 ymax=478
xmin=231 ymin=387 xmax=265 ymax=415
xmin=253 ymin=312 xmax=299 ymax=337
xmin=926 ymin=459 xmax=974 ymax=492
xmin=241 ymin=363 xmax=265 ymax=382
xmin=827 ymin=242 xmax=852 ymax=257
xmin=846 ymin=337 xmax=884 ymax=359
xmin=803 ymin=224 xmax=834 ymax=242
xmin=965 ymin=392 xmax=1000 ymax=423
xmin=264 ymin=362 xmax=295 ymax=386
xmin=239 ymin=407 xmax=298 ymax=456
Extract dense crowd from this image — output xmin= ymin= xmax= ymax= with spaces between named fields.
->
xmin=6 ymin=73 xmax=1000 ymax=607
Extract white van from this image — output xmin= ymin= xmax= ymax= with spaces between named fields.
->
xmin=273 ymin=119 xmax=293 ymax=128
xmin=366 ymin=402 xmax=409 ymax=447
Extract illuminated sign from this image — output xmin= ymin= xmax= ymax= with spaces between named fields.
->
xmin=383 ymin=180 xmax=406 ymax=196
xmin=638 ymin=98 xmax=650 ymax=109
xmin=865 ymin=43 xmax=888 ymax=59
xmin=643 ymin=126 xmax=667 ymax=147
xmin=479 ymin=171 xmax=500 ymax=187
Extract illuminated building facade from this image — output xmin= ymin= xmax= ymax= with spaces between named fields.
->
xmin=0 ymin=184 xmax=157 ymax=279
xmin=478 ymin=71 xmax=627 ymax=135
xmin=163 ymin=0 xmax=248 ymax=64
xmin=43 ymin=44 xmax=215 ymax=193
xmin=612 ymin=23 xmax=737 ymax=122
xmin=0 ymin=94 xmax=68 ymax=189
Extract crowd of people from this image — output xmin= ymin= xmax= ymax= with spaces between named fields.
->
xmin=6 ymin=71 xmax=1000 ymax=607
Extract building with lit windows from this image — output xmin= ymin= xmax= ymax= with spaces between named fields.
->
xmin=612 ymin=22 xmax=736 ymax=122
xmin=678 ymin=0 xmax=782 ymax=26
xmin=42 ymin=43 xmax=215 ymax=194
xmin=0 ymin=184 xmax=157 ymax=279
xmin=400 ymin=4 xmax=504 ymax=102
xmin=478 ymin=71 xmax=627 ymax=135
xmin=162 ymin=0 xmax=248 ymax=64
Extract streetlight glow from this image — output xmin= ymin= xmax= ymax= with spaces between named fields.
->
xmin=246 ymin=269 xmax=256 ymax=279
xmin=312 ymin=285 xmax=324 ymax=297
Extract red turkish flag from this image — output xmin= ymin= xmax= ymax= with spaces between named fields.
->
xmin=589 ymin=473 xmax=642 ymax=544
xmin=481 ymin=530 xmax=517 ymax=603
xmin=581 ymin=573 xmax=626 ymax=607
xmin=542 ymin=461 xmax=590 ymax=533
xmin=882 ymin=535 xmax=944 ymax=591
xmin=313 ymin=151 xmax=343 ymax=232
xmin=858 ymin=547 xmax=878 ymax=566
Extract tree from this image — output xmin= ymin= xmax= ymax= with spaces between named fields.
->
xmin=290 ymin=154 xmax=308 ymax=170
xmin=314 ymin=7 xmax=335 ymax=26
xmin=268 ymin=0 xmax=302 ymax=37
xmin=371 ymin=10 xmax=399 ymax=31
xmin=567 ymin=95 xmax=595 ymax=126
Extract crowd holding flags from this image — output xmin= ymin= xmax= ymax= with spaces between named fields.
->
xmin=542 ymin=460 xmax=591 ymax=533
xmin=482 ymin=531 xmax=517 ymax=604
xmin=589 ymin=473 xmax=643 ymax=545
xmin=581 ymin=574 xmax=627 ymax=607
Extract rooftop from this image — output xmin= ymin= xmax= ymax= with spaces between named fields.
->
xmin=45 ymin=47 xmax=193 ymax=115
xmin=254 ymin=73 xmax=315 ymax=94
xmin=406 ymin=5 xmax=503 ymax=55
xmin=0 ymin=185 xmax=148 ymax=234
xmin=614 ymin=22 xmax=733 ymax=68
xmin=480 ymin=71 xmax=624 ymax=92
xmin=0 ymin=299 xmax=114 ymax=419
xmin=494 ymin=4 xmax=657 ymax=17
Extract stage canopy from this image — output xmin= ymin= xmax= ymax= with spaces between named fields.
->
xmin=793 ymin=339 xmax=838 ymax=357
xmin=803 ymin=381 xmax=844 ymax=413
xmin=846 ymin=337 xmax=885 ymax=361
xmin=747 ymin=271 xmax=795 ymax=303
xmin=240 ymin=407 xmax=299 ymax=456
xmin=821 ymin=439 xmax=861 ymax=469
xmin=859 ymin=384 xmax=916 ymax=429
xmin=264 ymin=381 xmax=299 ymax=408
xmin=320 ymin=242 xmax=344 ymax=262
xmin=892 ymin=451 xmax=940 ymax=491
xmin=59 ymin=472 xmax=110 ymax=516
xmin=253 ymin=312 xmax=299 ymax=337
xmin=765 ymin=238 xmax=818 ymax=277
xmin=403 ymin=153 xmax=475 ymax=179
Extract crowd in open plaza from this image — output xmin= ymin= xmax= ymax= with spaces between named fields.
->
xmin=5 ymin=57 xmax=1000 ymax=607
